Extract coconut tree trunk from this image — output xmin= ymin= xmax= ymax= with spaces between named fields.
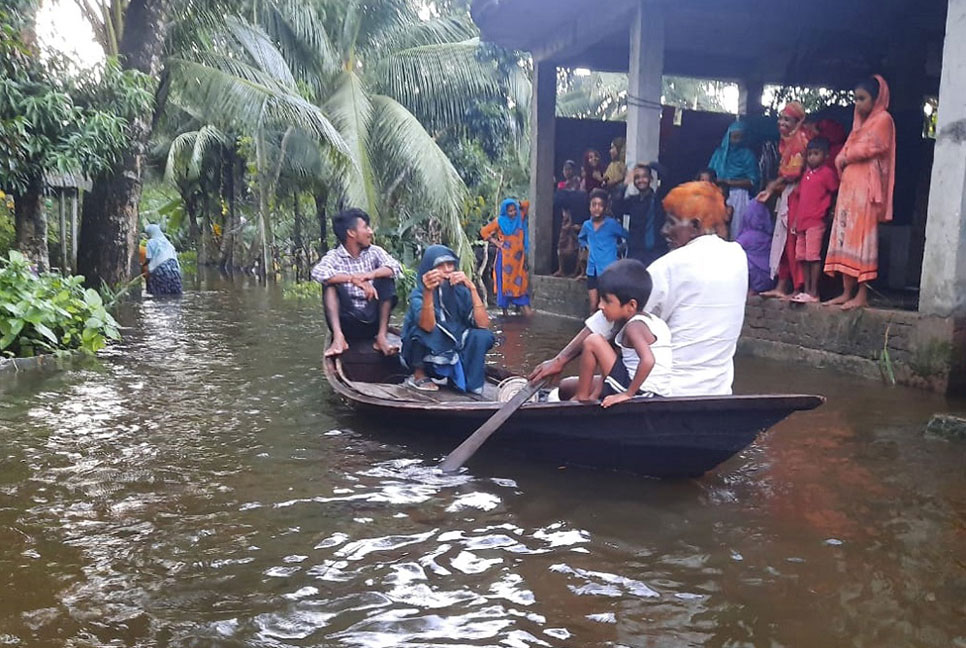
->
xmin=315 ymin=188 xmax=328 ymax=258
xmin=186 ymin=190 xmax=201 ymax=252
xmin=76 ymin=0 xmax=169 ymax=289
xmin=292 ymin=189 xmax=305 ymax=280
xmin=218 ymin=143 xmax=238 ymax=269
xmin=13 ymin=176 xmax=47 ymax=271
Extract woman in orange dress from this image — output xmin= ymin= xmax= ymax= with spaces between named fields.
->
xmin=481 ymin=198 xmax=533 ymax=316
xmin=824 ymin=75 xmax=895 ymax=310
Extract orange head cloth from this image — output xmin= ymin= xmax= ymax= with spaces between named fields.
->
xmin=780 ymin=101 xmax=806 ymax=121
xmin=519 ymin=200 xmax=530 ymax=218
xmin=662 ymin=181 xmax=727 ymax=232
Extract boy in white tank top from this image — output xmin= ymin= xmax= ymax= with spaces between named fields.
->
xmin=567 ymin=259 xmax=673 ymax=405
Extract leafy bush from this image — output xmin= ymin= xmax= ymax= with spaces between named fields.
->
xmin=397 ymin=266 xmax=417 ymax=304
xmin=0 ymin=250 xmax=120 ymax=357
xmin=282 ymin=279 xmax=322 ymax=301
xmin=282 ymin=266 xmax=418 ymax=308
xmin=179 ymin=249 xmax=197 ymax=275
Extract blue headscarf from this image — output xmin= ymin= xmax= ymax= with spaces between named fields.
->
xmin=708 ymin=122 xmax=760 ymax=188
xmin=145 ymin=224 xmax=179 ymax=273
xmin=497 ymin=198 xmax=528 ymax=252
xmin=405 ymin=245 xmax=474 ymax=344
xmin=402 ymin=245 xmax=485 ymax=392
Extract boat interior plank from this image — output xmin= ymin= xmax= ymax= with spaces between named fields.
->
xmin=345 ymin=379 xmax=500 ymax=405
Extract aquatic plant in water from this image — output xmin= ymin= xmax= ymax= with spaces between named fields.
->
xmin=0 ymin=250 xmax=120 ymax=357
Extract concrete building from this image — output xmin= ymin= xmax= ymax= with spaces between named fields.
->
xmin=471 ymin=0 xmax=964 ymax=394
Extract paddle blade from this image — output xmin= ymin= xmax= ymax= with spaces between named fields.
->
xmin=438 ymin=378 xmax=546 ymax=474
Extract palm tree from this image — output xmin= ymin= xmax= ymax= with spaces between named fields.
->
xmin=165 ymin=0 xmax=520 ymax=272
xmin=163 ymin=15 xmax=352 ymax=274
xmin=161 ymin=123 xmax=228 ymax=265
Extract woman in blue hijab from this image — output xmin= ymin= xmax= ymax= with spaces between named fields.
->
xmin=143 ymin=224 xmax=183 ymax=295
xmin=401 ymin=245 xmax=495 ymax=393
xmin=708 ymin=121 xmax=760 ymax=239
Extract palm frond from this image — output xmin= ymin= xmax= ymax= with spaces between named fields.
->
xmin=369 ymin=94 xmax=473 ymax=272
xmin=226 ymin=17 xmax=297 ymax=89
xmin=364 ymin=14 xmax=477 ymax=55
xmin=163 ymin=130 xmax=197 ymax=186
xmin=324 ymin=71 xmax=378 ymax=221
xmin=188 ymin=124 xmax=227 ymax=179
xmin=256 ymin=0 xmax=340 ymax=96
xmin=375 ymin=38 xmax=502 ymax=129
xmin=165 ymin=58 xmax=351 ymax=164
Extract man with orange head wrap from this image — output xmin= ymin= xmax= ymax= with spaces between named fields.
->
xmin=531 ymin=181 xmax=748 ymax=396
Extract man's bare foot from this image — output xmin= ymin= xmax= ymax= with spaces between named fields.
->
xmin=840 ymin=296 xmax=868 ymax=311
xmin=325 ymin=336 xmax=349 ymax=357
xmin=373 ymin=335 xmax=399 ymax=356
xmin=823 ymin=294 xmax=850 ymax=306
xmin=552 ymin=270 xmax=563 ymax=277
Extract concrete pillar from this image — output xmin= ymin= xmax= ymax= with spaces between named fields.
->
xmin=625 ymin=1 xmax=664 ymax=168
xmin=919 ymin=0 xmax=966 ymax=317
xmin=528 ymin=59 xmax=556 ymax=275
xmin=738 ymin=79 xmax=765 ymax=116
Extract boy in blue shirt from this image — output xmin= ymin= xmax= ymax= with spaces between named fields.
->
xmin=579 ymin=188 xmax=629 ymax=313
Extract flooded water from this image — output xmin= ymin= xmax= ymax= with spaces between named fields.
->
xmin=1 ymin=274 xmax=964 ymax=647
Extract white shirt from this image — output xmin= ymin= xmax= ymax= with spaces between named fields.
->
xmin=646 ymin=235 xmax=747 ymax=395
xmin=586 ymin=235 xmax=747 ymax=396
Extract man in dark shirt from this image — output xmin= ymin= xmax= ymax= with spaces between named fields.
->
xmin=611 ymin=163 xmax=668 ymax=267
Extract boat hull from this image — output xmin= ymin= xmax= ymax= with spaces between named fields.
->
xmin=322 ymin=347 xmax=824 ymax=478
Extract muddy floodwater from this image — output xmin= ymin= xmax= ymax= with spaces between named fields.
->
xmin=1 ymin=274 xmax=964 ymax=647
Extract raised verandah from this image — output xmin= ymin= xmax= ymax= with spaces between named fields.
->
xmin=472 ymin=0 xmax=966 ymax=393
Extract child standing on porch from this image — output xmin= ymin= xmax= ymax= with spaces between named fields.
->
xmin=790 ymin=137 xmax=839 ymax=303
xmin=579 ymin=188 xmax=629 ymax=313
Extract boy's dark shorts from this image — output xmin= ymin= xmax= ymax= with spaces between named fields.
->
xmin=600 ymin=356 xmax=659 ymax=399
xmin=586 ymin=273 xmax=598 ymax=290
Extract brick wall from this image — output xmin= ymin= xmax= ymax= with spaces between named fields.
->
xmin=742 ymin=298 xmax=961 ymax=393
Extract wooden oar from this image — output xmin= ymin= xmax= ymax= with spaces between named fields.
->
xmin=438 ymin=377 xmax=548 ymax=474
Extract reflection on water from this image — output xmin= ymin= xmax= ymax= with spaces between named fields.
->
xmin=0 ymin=274 xmax=964 ymax=647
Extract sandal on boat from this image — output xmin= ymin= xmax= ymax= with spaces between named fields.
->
xmin=790 ymin=292 xmax=819 ymax=304
xmin=405 ymin=376 xmax=439 ymax=392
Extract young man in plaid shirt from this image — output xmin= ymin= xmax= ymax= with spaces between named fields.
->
xmin=311 ymin=208 xmax=403 ymax=358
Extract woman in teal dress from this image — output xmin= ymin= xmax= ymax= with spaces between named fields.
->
xmin=401 ymin=245 xmax=495 ymax=393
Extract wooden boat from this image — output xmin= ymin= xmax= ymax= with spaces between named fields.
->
xmin=323 ymin=344 xmax=824 ymax=478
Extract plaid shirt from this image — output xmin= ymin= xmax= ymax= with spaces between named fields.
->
xmin=311 ymin=244 xmax=402 ymax=310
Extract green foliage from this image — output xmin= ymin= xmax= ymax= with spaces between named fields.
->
xmin=178 ymin=249 xmax=198 ymax=274
xmin=0 ymin=11 xmax=153 ymax=197
xmin=0 ymin=250 xmax=121 ymax=357
xmin=396 ymin=265 xmax=417 ymax=304
xmin=158 ymin=0 xmax=527 ymax=272
xmin=282 ymin=279 xmax=322 ymax=301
